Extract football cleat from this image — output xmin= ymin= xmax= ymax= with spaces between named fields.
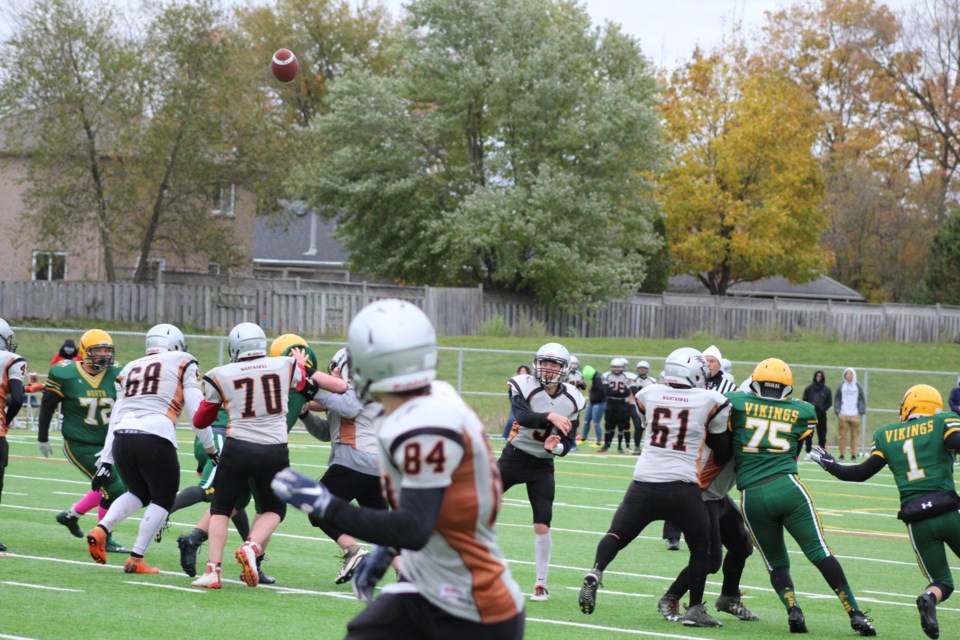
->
xmin=56 ymin=511 xmax=84 ymax=538
xmin=177 ymin=533 xmax=203 ymax=578
xmin=0 ymin=541 xmax=6 ymax=552
xmin=257 ymin=567 xmax=277 ymax=585
xmin=850 ymin=610 xmax=876 ymax=636
xmin=666 ymin=538 xmax=681 ymax=551
xmin=716 ymin=594 xmax=759 ymax=621
xmin=86 ymin=527 xmax=107 ymax=565
xmin=236 ymin=540 xmax=261 ymax=587
xmin=124 ymin=556 xmax=159 ymax=574
xmin=917 ymin=592 xmax=939 ymax=639
xmin=192 ymin=565 xmax=222 ymax=589
xmin=597 ymin=445 xmax=610 ymax=452
xmin=153 ymin=517 xmax=170 ymax=543
xmin=530 ymin=585 xmax=549 ymax=602
xmin=579 ymin=569 xmax=601 ymax=614
xmin=658 ymin=594 xmax=682 ymax=622
xmin=336 ymin=545 xmax=369 ymax=585
xmin=787 ymin=606 xmax=807 ymax=633
xmin=105 ymin=535 xmax=130 ymax=554
xmin=682 ymin=603 xmax=723 ymax=627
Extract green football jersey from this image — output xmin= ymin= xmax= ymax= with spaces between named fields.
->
xmin=727 ymin=390 xmax=817 ymax=489
xmin=871 ymin=412 xmax=960 ymax=505
xmin=45 ymin=360 xmax=121 ymax=446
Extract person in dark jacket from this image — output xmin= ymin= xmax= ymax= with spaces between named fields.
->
xmin=50 ymin=339 xmax=82 ymax=365
xmin=949 ymin=376 xmax=960 ymax=415
xmin=802 ymin=370 xmax=832 ymax=457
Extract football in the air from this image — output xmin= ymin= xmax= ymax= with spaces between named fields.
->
xmin=271 ymin=48 xmax=299 ymax=83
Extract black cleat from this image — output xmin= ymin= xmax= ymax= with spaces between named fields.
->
xmin=788 ymin=606 xmax=807 ymax=633
xmin=579 ymin=570 xmax=601 ymax=614
xmin=850 ymin=610 xmax=876 ymax=637
xmin=917 ymin=593 xmax=939 ymax=639
xmin=177 ymin=533 xmax=203 ymax=578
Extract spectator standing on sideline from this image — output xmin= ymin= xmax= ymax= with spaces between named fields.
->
xmin=0 ymin=319 xmax=26 ymax=552
xmin=834 ymin=368 xmax=866 ymax=460
xmin=802 ymin=371 xmax=832 ymax=458
xmin=948 ymin=376 xmax=960 ymax=414
xmin=581 ymin=364 xmax=605 ymax=446
xmin=51 ymin=339 xmax=81 ymax=366
xmin=501 ymin=365 xmax=532 ymax=440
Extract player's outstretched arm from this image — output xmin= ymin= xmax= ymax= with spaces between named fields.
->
xmin=811 ymin=445 xmax=885 ymax=481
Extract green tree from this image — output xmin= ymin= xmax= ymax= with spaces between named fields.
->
xmin=659 ymin=45 xmax=832 ymax=295
xmin=293 ymin=0 xmax=664 ymax=311
xmin=922 ymin=210 xmax=960 ymax=305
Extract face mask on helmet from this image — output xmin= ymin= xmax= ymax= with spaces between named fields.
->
xmin=328 ymin=347 xmax=350 ymax=382
xmin=0 ymin=319 xmax=16 ymax=353
xmin=900 ymin=384 xmax=942 ymax=422
xmin=749 ymin=358 xmax=793 ymax=399
xmin=534 ymin=342 xmax=571 ymax=386
xmin=80 ymin=329 xmax=115 ymax=371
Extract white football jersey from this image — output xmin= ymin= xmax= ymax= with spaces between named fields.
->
xmin=378 ymin=381 xmax=524 ymax=624
xmin=113 ymin=351 xmax=200 ymax=426
xmin=506 ymin=374 xmax=585 ymax=458
xmin=202 ymin=356 xmax=303 ymax=445
xmin=633 ymin=384 xmax=730 ymax=484
xmin=635 ymin=375 xmax=655 ymax=391
xmin=0 ymin=351 xmax=27 ymax=435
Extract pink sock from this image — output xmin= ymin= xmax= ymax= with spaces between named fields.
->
xmin=98 ymin=506 xmax=108 ymax=521
xmin=73 ymin=490 xmax=101 ymax=516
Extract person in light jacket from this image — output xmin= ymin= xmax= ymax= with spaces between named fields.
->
xmin=834 ymin=368 xmax=866 ymax=460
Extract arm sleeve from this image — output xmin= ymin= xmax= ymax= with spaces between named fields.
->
xmin=823 ymin=452 xmax=886 ymax=481
xmin=323 ymin=486 xmax=444 ymax=550
xmin=98 ymin=395 xmax=125 ymax=465
xmin=37 ymin=388 xmax=62 ymax=442
xmin=706 ymin=429 xmax=732 ymax=465
xmin=5 ymin=378 xmax=24 ymax=426
xmin=552 ymin=417 xmax=578 ymax=456
xmin=945 ymin=430 xmax=960 ymax=451
xmin=509 ymin=394 xmax=550 ymax=429
xmin=312 ymin=388 xmax=364 ymax=418
xmin=193 ymin=400 xmax=222 ymax=429
xmin=301 ymin=411 xmax=331 ymax=441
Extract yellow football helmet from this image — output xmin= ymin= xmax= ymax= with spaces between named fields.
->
xmin=750 ymin=358 xmax=793 ymax=399
xmin=900 ymin=384 xmax=942 ymax=422
xmin=79 ymin=329 xmax=115 ymax=371
xmin=270 ymin=334 xmax=308 ymax=358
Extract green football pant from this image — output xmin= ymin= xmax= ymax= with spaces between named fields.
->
xmin=63 ymin=439 xmax=126 ymax=503
xmin=908 ymin=510 xmax=960 ymax=590
xmin=740 ymin=473 xmax=831 ymax=570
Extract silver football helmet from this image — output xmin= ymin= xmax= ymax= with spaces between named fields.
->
xmin=228 ymin=322 xmax=267 ymax=362
xmin=328 ymin=347 xmax=350 ymax=382
xmin=348 ymin=299 xmax=437 ymax=396
xmin=662 ymin=347 xmax=709 ymax=388
xmin=0 ymin=319 xmax=16 ymax=353
xmin=636 ymin=360 xmax=650 ymax=372
xmin=610 ymin=356 xmax=628 ymax=372
xmin=569 ymin=354 xmax=580 ymax=372
xmin=145 ymin=323 xmax=186 ymax=354
xmin=534 ymin=342 xmax=571 ymax=386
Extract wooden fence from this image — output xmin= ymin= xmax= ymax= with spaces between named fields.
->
xmin=3 ymin=279 xmax=960 ymax=342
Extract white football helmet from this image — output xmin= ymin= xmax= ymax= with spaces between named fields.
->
xmin=228 ymin=322 xmax=267 ymax=362
xmin=610 ymin=357 xmax=628 ymax=372
xmin=145 ymin=323 xmax=186 ymax=354
xmin=662 ymin=347 xmax=709 ymax=388
xmin=636 ymin=360 xmax=650 ymax=372
xmin=0 ymin=319 xmax=16 ymax=353
xmin=569 ymin=355 xmax=580 ymax=372
xmin=328 ymin=347 xmax=350 ymax=382
xmin=348 ymin=299 xmax=437 ymax=396
xmin=534 ymin=342 xmax=571 ymax=386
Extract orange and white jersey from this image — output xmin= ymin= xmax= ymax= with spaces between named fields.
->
xmin=378 ymin=380 xmax=524 ymax=623
xmin=633 ymin=384 xmax=730 ymax=484
xmin=506 ymin=374 xmax=585 ymax=458
xmin=0 ymin=351 xmax=27 ymax=436
xmin=202 ymin=356 xmax=303 ymax=445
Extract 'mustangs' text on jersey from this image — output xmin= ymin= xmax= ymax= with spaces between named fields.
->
xmin=727 ymin=390 xmax=817 ymax=489
xmin=201 ymin=356 xmax=303 ymax=445
xmin=633 ymin=384 xmax=730 ymax=484
xmin=506 ymin=374 xmax=585 ymax=458
xmin=378 ymin=380 xmax=524 ymax=624
xmin=45 ymin=360 xmax=121 ymax=446
xmin=871 ymin=411 xmax=960 ymax=505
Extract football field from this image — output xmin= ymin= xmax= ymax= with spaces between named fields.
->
xmin=1 ymin=428 xmax=954 ymax=640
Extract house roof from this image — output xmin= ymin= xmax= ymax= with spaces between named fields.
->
xmin=253 ymin=201 xmax=348 ymax=267
xmin=668 ymin=274 xmax=865 ymax=301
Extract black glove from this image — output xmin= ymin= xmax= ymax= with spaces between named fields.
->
xmin=809 ymin=445 xmax=836 ymax=470
xmin=207 ymin=451 xmax=220 ymax=466
xmin=351 ymin=545 xmax=398 ymax=603
xmin=91 ymin=463 xmax=113 ymax=491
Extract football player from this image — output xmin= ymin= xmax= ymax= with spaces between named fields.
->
xmin=499 ymin=342 xmax=584 ymax=601
xmin=599 ymin=357 xmax=637 ymax=453
xmin=729 ymin=358 xmax=875 ymax=636
xmin=0 ymin=319 xmax=26 ymax=552
xmin=272 ymin=298 xmax=525 ymax=639
xmin=566 ymin=355 xmax=586 ymax=391
xmin=811 ymin=384 xmax=958 ymax=640
xmin=579 ymin=347 xmax=731 ymax=628
xmin=632 ymin=360 xmax=655 ymax=454
xmin=86 ymin=324 xmax=216 ymax=574
xmin=38 ymin=329 xmax=130 ymax=553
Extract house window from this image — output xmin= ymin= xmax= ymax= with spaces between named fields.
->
xmin=212 ymin=183 xmax=236 ymax=218
xmin=32 ymin=251 xmax=67 ymax=281
xmin=208 ymin=262 xmax=222 ymax=275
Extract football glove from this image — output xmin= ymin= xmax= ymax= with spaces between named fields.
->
xmin=809 ymin=445 xmax=836 ymax=469
xmin=91 ymin=463 xmax=113 ymax=491
xmin=207 ymin=450 xmax=220 ymax=466
xmin=271 ymin=467 xmax=332 ymax=517
xmin=38 ymin=440 xmax=53 ymax=458
xmin=352 ymin=545 xmax=398 ymax=603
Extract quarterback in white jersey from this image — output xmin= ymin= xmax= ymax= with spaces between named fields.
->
xmin=579 ymin=348 xmax=733 ymax=629
xmin=0 ymin=319 xmax=26 ymax=553
xmin=500 ymin=341 xmax=584 ymax=602
xmin=272 ymin=299 xmax=524 ymax=640
xmin=86 ymin=324 xmax=214 ymax=574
